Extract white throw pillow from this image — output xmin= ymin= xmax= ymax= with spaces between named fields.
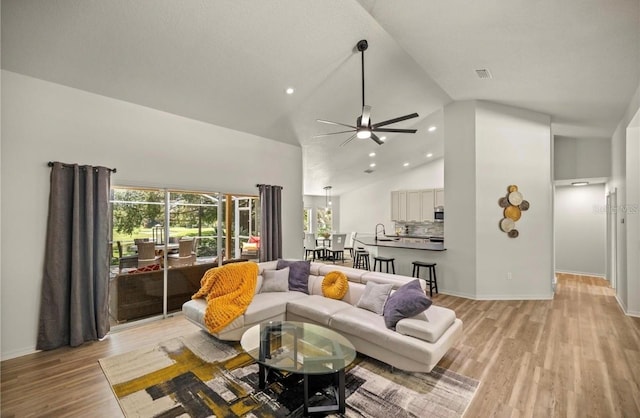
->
xmin=356 ymin=281 xmax=393 ymax=315
xmin=260 ymin=267 xmax=290 ymax=293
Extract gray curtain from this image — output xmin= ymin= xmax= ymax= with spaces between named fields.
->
xmin=37 ymin=162 xmax=112 ymax=350
xmin=258 ymin=184 xmax=283 ymax=262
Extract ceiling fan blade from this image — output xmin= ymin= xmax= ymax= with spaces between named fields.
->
xmin=313 ymin=130 xmax=356 ymax=138
xmin=370 ymin=133 xmax=384 ymax=145
xmin=371 ymin=113 xmax=419 ymax=128
xmin=339 ymin=134 xmax=357 ymax=147
xmin=372 ymin=128 xmax=418 ymax=133
xmin=317 ymin=119 xmax=357 ymax=129
xmin=360 ymin=105 xmax=372 ymax=128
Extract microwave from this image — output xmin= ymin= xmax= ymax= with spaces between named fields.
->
xmin=434 ymin=206 xmax=444 ymax=222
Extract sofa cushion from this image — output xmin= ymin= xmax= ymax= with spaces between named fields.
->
xmin=322 ymin=271 xmax=349 ymax=300
xmin=243 ymin=291 xmax=308 ymax=325
xmin=276 ymin=259 xmax=310 ymax=294
xmin=383 ymin=279 xmax=432 ymax=329
xmin=317 ymin=264 xmax=368 ymax=283
xmin=330 ymin=307 xmax=439 ymax=360
xmin=361 ymin=271 xmax=423 ymax=290
xmin=395 ymin=305 xmax=456 ymax=343
xmin=286 ymin=295 xmax=352 ymax=325
xmin=260 ymin=267 xmax=289 ymax=293
xmin=356 ymin=281 xmax=392 ymax=315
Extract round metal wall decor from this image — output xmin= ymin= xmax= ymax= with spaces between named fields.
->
xmin=499 ymin=185 xmax=529 ymax=238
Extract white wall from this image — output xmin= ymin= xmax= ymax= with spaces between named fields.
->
xmin=554 ymin=136 xmax=611 ymax=180
xmin=609 ymin=81 xmax=640 ymax=316
xmin=339 ymin=157 xmax=444 ymax=235
xmin=474 ymin=101 xmax=553 ymax=299
xmin=555 ymin=184 xmax=606 ymax=276
xmin=0 ymin=71 xmax=304 ymax=359
xmin=443 ymin=101 xmax=478 ymax=298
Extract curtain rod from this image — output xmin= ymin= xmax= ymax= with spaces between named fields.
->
xmin=256 ymin=184 xmax=283 ymax=190
xmin=48 ymin=161 xmax=117 ymax=173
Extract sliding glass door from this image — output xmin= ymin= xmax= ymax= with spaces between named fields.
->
xmin=109 ymin=187 xmax=257 ymax=327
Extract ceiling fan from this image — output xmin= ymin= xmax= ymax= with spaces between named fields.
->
xmin=315 ymin=39 xmax=419 ymax=146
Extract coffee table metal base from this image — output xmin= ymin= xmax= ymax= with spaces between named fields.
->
xmin=257 ymin=364 xmax=346 ymax=415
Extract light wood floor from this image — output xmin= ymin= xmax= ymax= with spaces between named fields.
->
xmin=2 ymin=272 xmax=639 ymax=417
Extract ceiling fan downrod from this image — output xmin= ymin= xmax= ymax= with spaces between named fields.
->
xmin=357 ymin=39 xmax=368 ymax=109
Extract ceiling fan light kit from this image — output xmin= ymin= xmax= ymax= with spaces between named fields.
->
xmin=315 ymin=39 xmax=419 ymax=146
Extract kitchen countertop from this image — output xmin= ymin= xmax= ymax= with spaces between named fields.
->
xmin=387 ymin=234 xmax=443 ymax=239
xmin=355 ymin=236 xmax=446 ymax=251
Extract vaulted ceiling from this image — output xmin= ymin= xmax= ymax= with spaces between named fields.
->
xmin=2 ymin=0 xmax=639 ymax=195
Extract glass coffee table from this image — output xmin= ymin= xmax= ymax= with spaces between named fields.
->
xmin=240 ymin=321 xmax=356 ymax=415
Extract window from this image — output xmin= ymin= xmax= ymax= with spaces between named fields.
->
xmin=316 ymin=207 xmax=332 ymax=236
xmin=303 ymin=208 xmax=312 ymax=233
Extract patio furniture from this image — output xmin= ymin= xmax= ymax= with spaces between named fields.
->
xmin=116 ymin=241 xmax=138 ymax=271
xmin=137 ymin=241 xmax=162 ymax=268
xmin=167 ymin=238 xmax=196 ymax=268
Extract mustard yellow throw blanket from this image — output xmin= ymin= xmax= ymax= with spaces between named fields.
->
xmin=192 ymin=262 xmax=259 ymax=333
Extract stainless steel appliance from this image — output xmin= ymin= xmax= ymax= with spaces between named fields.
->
xmin=434 ymin=206 xmax=444 ymax=222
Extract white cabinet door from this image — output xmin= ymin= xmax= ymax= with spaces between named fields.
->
xmin=420 ymin=189 xmax=435 ymax=221
xmin=407 ymin=190 xmax=421 ymax=221
xmin=435 ymin=188 xmax=445 ymax=207
xmin=391 ymin=191 xmax=400 ymax=221
xmin=398 ymin=191 xmax=407 ymax=221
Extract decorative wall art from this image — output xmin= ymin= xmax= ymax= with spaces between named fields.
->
xmin=498 ymin=185 xmax=530 ymax=238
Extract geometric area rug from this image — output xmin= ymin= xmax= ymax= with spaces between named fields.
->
xmin=99 ymin=331 xmax=479 ymax=418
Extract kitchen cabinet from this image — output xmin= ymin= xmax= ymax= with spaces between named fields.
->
xmin=435 ymin=188 xmax=445 ymax=208
xmin=391 ymin=188 xmax=444 ymax=222
xmin=391 ymin=191 xmax=407 ymax=221
xmin=406 ymin=190 xmax=421 ymax=221
xmin=420 ymin=189 xmax=435 ymax=221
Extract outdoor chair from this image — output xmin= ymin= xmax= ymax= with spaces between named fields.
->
xmin=137 ymin=241 xmax=162 ymax=268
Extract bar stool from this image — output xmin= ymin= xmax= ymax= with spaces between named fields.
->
xmin=373 ymin=256 xmax=396 ymax=274
xmin=411 ymin=261 xmax=438 ymax=296
xmin=353 ymin=248 xmax=370 ymax=270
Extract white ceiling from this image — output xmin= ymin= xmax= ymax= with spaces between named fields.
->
xmin=2 ymin=0 xmax=639 ymax=196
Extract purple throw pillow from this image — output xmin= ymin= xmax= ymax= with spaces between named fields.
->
xmin=383 ymin=279 xmax=432 ymax=329
xmin=276 ymin=259 xmax=310 ymax=294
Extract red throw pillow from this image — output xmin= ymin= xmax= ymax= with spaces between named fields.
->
xmin=248 ymin=236 xmax=261 ymax=245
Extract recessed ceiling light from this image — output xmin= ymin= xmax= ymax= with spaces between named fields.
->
xmin=285 ymin=87 xmax=294 ymax=95
xmin=403 ymin=162 xmax=410 ymax=167
xmin=370 ymin=163 xmax=376 ymax=167
xmin=426 ymin=153 xmax=433 ymax=158
xmin=380 ymin=136 xmax=386 ymax=142
xmin=369 ymin=152 xmax=376 ymax=157
xmin=428 ymin=126 xmax=437 ymax=132
xmin=571 ymin=181 xmax=589 ymax=186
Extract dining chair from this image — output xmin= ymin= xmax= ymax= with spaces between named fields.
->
xmin=137 ymin=241 xmax=162 ymax=268
xmin=303 ymin=233 xmax=324 ymax=261
xmin=343 ymin=232 xmax=356 ymax=259
xmin=326 ymin=233 xmax=347 ymax=263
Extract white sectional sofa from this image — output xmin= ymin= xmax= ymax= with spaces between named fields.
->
xmin=182 ymin=260 xmax=463 ymax=373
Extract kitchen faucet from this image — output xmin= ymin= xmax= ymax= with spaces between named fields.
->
xmin=375 ymin=223 xmax=386 ymax=240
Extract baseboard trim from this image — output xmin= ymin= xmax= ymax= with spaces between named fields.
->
xmin=1 ymin=345 xmax=38 ymax=362
xmin=555 ymin=270 xmax=606 ymax=279
xmin=613 ymin=294 xmax=640 ymax=318
xmin=438 ymin=289 xmax=554 ymax=301
xmin=437 ymin=289 xmax=477 ymax=300
xmin=473 ymin=293 xmax=554 ymax=301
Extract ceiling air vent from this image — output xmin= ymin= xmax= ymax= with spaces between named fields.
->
xmin=475 ymin=69 xmax=492 ymax=79
xmin=364 ymin=169 xmax=375 ymax=174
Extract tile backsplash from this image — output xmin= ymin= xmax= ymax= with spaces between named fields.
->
xmin=394 ymin=221 xmax=443 ymax=237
